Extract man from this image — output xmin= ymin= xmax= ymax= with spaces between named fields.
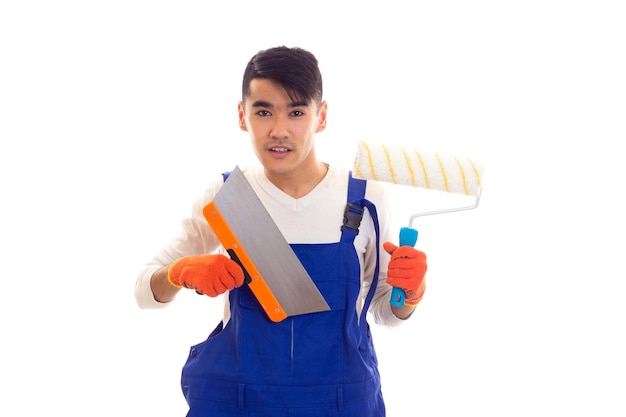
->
xmin=135 ymin=46 xmax=427 ymax=416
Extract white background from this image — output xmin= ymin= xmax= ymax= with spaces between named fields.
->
xmin=1 ymin=1 xmax=625 ymax=416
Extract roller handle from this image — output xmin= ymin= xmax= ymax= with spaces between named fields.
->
xmin=390 ymin=227 xmax=419 ymax=307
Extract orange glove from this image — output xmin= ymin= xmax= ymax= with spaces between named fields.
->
xmin=383 ymin=242 xmax=427 ymax=306
xmin=167 ymin=254 xmax=245 ymax=297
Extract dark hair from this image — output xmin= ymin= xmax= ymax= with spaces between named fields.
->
xmin=242 ymin=46 xmax=323 ymax=107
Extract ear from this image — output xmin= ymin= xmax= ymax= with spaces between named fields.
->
xmin=316 ymin=101 xmax=328 ymax=133
xmin=238 ymin=102 xmax=248 ymax=132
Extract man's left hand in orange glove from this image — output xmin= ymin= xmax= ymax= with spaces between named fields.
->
xmin=383 ymin=242 xmax=427 ymax=307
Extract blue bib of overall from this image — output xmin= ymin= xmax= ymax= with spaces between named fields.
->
xmin=181 ymin=173 xmax=385 ymax=417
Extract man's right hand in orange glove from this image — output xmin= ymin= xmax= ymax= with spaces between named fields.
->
xmin=167 ymin=254 xmax=245 ymax=297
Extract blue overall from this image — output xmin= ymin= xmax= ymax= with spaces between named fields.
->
xmin=180 ymin=173 xmax=385 ymax=416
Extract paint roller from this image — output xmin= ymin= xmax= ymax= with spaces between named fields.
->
xmin=352 ymin=141 xmax=484 ymax=307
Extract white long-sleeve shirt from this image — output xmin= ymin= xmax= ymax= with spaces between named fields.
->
xmin=135 ymin=164 xmax=405 ymax=327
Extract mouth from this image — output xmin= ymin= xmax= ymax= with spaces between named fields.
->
xmin=269 ymin=147 xmax=290 ymax=153
xmin=267 ymin=144 xmax=293 ymax=158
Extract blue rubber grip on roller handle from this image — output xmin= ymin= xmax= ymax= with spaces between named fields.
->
xmin=390 ymin=227 xmax=419 ymax=307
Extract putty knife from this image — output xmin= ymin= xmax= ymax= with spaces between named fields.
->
xmin=203 ymin=166 xmax=330 ymax=322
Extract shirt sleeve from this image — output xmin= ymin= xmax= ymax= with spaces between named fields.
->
xmin=134 ymin=176 xmax=225 ymax=309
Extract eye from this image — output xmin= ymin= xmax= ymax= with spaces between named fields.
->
xmin=255 ymin=110 xmax=272 ymax=117
xmin=290 ymin=110 xmax=304 ymax=117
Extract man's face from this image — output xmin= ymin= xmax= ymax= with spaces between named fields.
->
xmin=238 ymin=78 xmax=327 ymax=179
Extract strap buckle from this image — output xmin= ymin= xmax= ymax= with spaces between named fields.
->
xmin=341 ymin=203 xmax=364 ymax=233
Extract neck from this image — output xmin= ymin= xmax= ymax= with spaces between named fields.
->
xmin=266 ymin=161 xmax=329 ymax=199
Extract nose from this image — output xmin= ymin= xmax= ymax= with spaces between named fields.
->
xmin=269 ymin=114 xmax=289 ymax=140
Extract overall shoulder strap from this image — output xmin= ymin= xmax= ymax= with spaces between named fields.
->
xmin=358 ymin=198 xmax=381 ymax=324
xmin=347 ymin=171 xmax=367 ymax=202
xmin=341 ymin=172 xmax=367 ymax=242
xmin=341 ymin=172 xmax=382 ymax=324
